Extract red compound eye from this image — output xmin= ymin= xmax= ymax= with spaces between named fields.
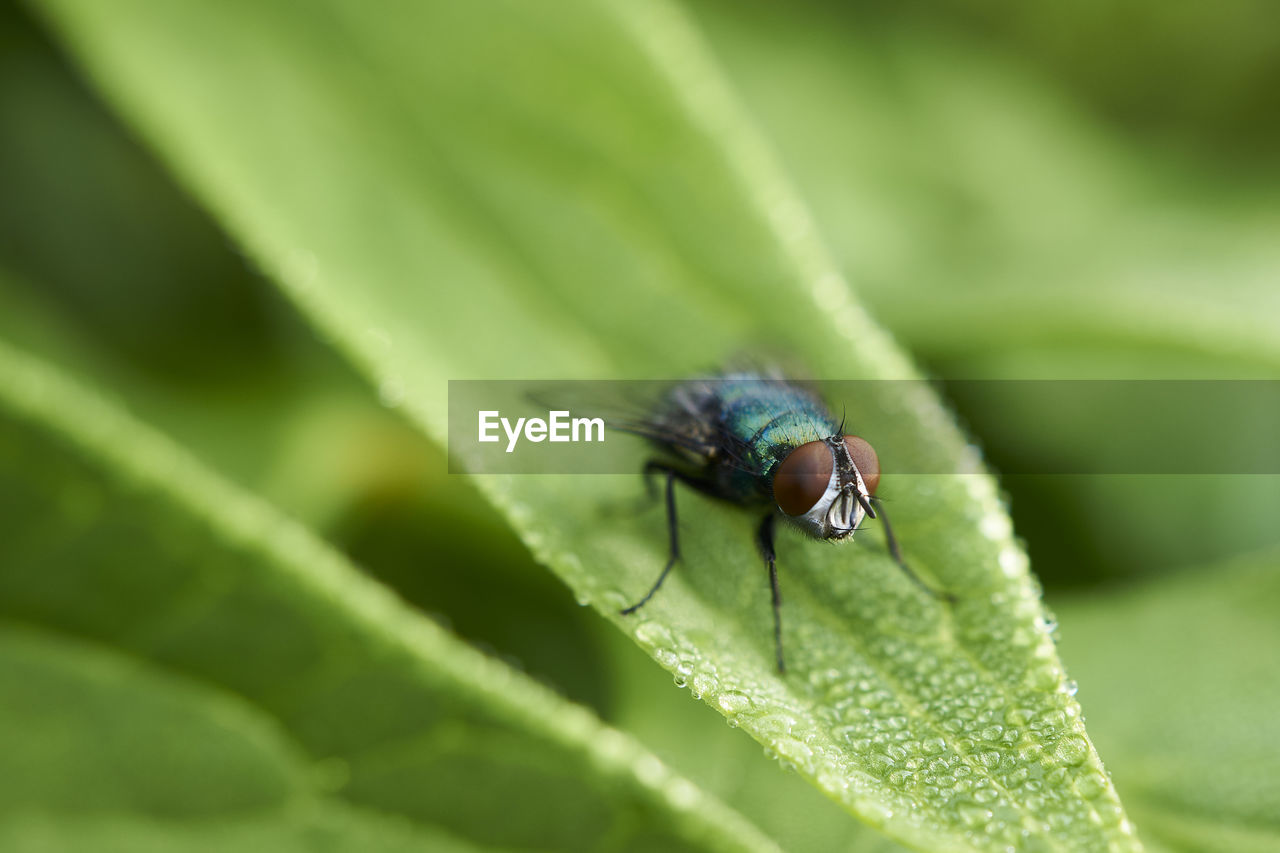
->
xmin=843 ymin=435 xmax=880 ymax=494
xmin=773 ymin=441 xmax=833 ymax=516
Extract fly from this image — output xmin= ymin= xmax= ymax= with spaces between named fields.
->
xmin=616 ymin=370 xmax=951 ymax=673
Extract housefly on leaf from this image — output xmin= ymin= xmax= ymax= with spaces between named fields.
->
xmin=615 ymin=370 xmax=953 ymax=673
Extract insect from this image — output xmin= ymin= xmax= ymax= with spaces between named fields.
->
xmin=617 ymin=370 xmax=949 ymax=673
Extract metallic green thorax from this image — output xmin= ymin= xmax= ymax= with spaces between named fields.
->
xmin=652 ymin=374 xmax=840 ymax=504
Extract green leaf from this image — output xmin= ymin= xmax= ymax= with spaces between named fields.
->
xmin=35 ymin=0 xmax=1139 ymax=848
xmin=685 ymin=0 xmax=1280 ymax=588
xmin=0 ymin=625 xmax=480 ymax=853
xmin=597 ymin=622 xmax=914 ymax=853
xmin=1055 ymin=549 xmax=1280 ymax=852
xmin=0 ymin=3 xmax=410 ymax=531
xmin=689 ymin=1 xmax=1280 ymax=377
xmin=0 ymin=341 xmax=781 ymax=853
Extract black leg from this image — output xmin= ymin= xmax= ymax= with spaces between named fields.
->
xmin=621 ymin=467 xmax=681 ymax=615
xmin=756 ymin=512 xmax=785 ymax=674
xmin=641 ymin=459 xmax=665 ymax=503
xmin=870 ymin=497 xmax=956 ymax=603
xmin=605 ymin=460 xmax=695 ymax=520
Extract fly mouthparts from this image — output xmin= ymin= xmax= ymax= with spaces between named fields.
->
xmin=827 ymin=489 xmax=858 ymax=531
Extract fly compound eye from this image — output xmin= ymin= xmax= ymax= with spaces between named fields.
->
xmin=843 ymin=435 xmax=880 ymax=494
xmin=773 ymin=440 xmax=834 ymax=516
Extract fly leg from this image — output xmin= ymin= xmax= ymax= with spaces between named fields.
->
xmin=621 ymin=462 xmax=698 ymax=616
xmin=756 ymin=512 xmax=786 ymax=674
xmin=598 ymin=464 xmax=663 ymax=520
xmin=866 ymin=496 xmax=957 ymax=603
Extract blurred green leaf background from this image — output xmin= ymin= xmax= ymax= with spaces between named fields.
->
xmin=0 ymin=1 xmax=1277 ymax=851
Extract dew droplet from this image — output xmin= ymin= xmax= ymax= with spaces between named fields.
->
xmin=599 ymin=590 xmax=629 ymax=611
xmin=1026 ymin=662 xmax=1061 ymax=691
xmin=1051 ymin=734 xmax=1089 ymax=767
xmin=633 ymin=621 xmax=673 ymax=648
xmin=690 ymin=672 xmax=715 ymax=699
xmin=653 ymin=648 xmax=678 ymax=668
xmin=973 ymin=785 xmax=999 ymax=804
xmin=755 ymin=713 xmax=797 ymax=738
xmin=717 ymin=691 xmax=753 ymax=716
xmin=1036 ymin=709 xmax=1068 ymax=732
xmin=1076 ymin=768 xmax=1108 ymax=799
xmin=775 ymin=736 xmax=814 ymax=766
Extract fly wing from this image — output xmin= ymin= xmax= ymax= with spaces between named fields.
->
xmin=525 ymin=372 xmax=809 ymax=478
xmin=523 ymin=379 xmax=720 ymax=463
